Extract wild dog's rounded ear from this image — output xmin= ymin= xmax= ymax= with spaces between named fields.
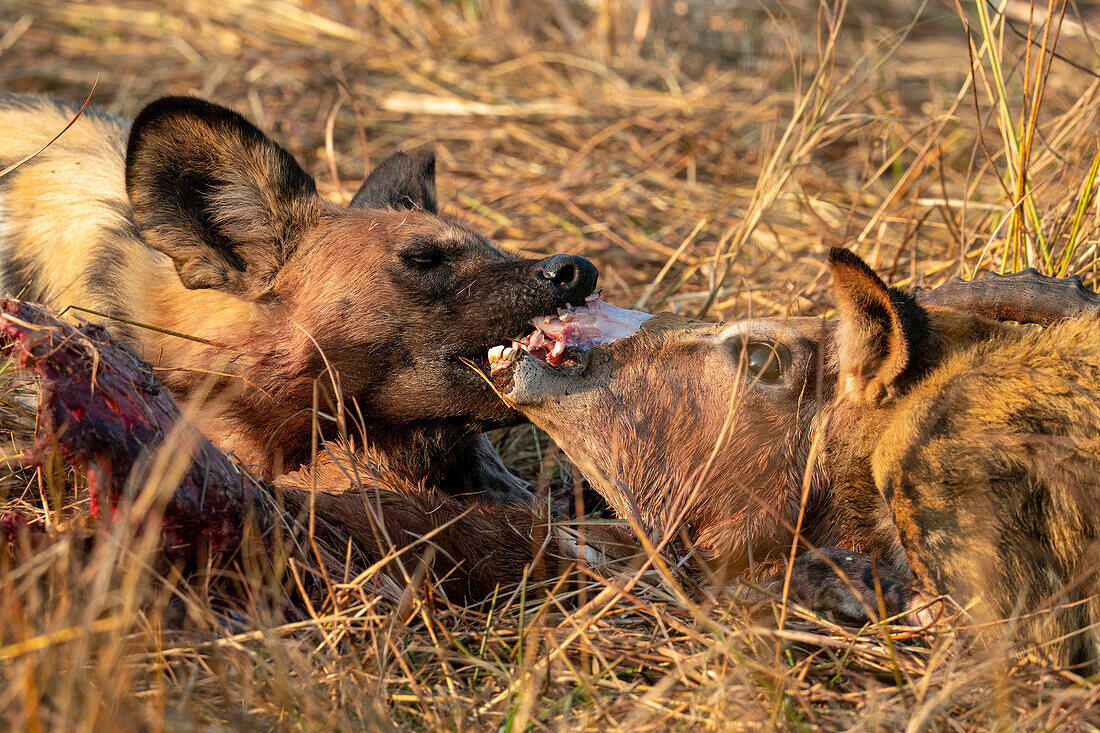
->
xmin=126 ymin=96 xmax=321 ymax=299
xmin=349 ymin=146 xmax=438 ymax=214
xmin=828 ymin=248 xmax=923 ymax=403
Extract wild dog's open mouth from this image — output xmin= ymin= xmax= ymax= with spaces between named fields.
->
xmin=488 ymin=293 xmax=651 ymax=385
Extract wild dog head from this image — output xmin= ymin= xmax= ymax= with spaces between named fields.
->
xmin=824 ymin=249 xmax=1100 ymax=669
xmin=124 ymin=97 xmax=598 ymax=466
xmin=822 ymin=249 xmax=1014 ymax=567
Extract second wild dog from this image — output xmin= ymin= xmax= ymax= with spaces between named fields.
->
xmin=0 ymin=93 xmax=599 ymax=499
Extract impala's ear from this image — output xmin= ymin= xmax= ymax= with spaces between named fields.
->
xmin=829 ymin=248 xmax=929 ymax=404
xmin=349 ymin=146 xmax=437 ymax=213
xmin=126 ymin=96 xmax=322 ymax=299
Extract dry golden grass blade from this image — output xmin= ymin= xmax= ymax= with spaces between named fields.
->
xmin=0 ymin=74 xmax=97 ymax=179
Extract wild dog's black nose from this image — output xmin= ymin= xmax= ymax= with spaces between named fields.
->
xmin=537 ymin=254 xmax=599 ymax=305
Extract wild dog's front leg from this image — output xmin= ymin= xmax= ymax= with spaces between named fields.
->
xmin=387 ymin=428 xmax=533 ymax=504
xmin=465 ymin=433 xmax=532 ymax=503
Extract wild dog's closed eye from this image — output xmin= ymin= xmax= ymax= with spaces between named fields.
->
xmin=402 ymin=246 xmax=446 ymax=269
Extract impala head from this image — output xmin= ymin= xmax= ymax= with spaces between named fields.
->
xmin=495 ymin=307 xmax=836 ymax=575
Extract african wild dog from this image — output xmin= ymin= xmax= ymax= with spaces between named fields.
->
xmin=0 ymin=297 xmax=640 ymax=603
xmin=825 ymin=249 xmax=1100 ymax=669
xmin=492 ymin=250 xmax=1100 ymax=668
xmin=0 ymin=93 xmax=598 ymax=499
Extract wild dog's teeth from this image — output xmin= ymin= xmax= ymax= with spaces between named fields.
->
xmin=502 ymin=346 xmax=516 ymax=360
xmin=488 ymin=345 xmax=506 ymax=364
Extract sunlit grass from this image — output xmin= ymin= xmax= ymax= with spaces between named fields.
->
xmin=0 ymin=0 xmax=1099 ymax=729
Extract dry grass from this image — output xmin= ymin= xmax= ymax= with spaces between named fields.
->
xmin=2 ymin=0 xmax=1100 ymax=729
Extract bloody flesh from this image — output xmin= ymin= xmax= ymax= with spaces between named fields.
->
xmin=0 ymin=299 xmax=272 ymax=562
xmin=491 ymin=294 xmax=651 ymax=372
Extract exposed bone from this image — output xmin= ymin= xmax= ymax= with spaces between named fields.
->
xmin=492 ymin=294 xmax=653 ymax=374
xmin=913 ymin=268 xmax=1100 ymax=326
xmin=529 ymin=294 xmax=652 ymax=350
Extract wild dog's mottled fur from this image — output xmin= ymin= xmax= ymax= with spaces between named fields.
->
xmin=826 ymin=249 xmax=1100 ymax=669
xmin=0 ymin=94 xmax=134 ymax=315
xmin=0 ymin=93 xmax=598 ymax=499
xmin=503 ymin=251 xmax=1100 ymax=667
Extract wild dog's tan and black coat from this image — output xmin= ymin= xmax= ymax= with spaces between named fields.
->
xmin=826 ymin=249 xmax=1100 ymax=669
xmin=0 ymin=93 xmax=599 ymax=498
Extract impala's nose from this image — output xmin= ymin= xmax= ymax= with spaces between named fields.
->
xmin=537 ymin=254 xmax=599 ymax=306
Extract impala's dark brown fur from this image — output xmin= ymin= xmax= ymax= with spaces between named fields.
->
xmin=0 ymin=93 xmax=598 ymax=499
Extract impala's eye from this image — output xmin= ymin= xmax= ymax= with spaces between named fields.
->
xmin=745 ymin=342 xmax=784 ymax=382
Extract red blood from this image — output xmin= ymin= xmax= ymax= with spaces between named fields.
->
xmin=0 ymin=299 xmax=273 ymax=565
